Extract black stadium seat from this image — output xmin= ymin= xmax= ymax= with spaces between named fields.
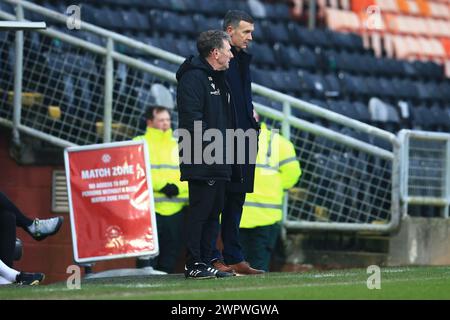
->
xmin=193 ymin=14 xmax=221 ymax=31
xmin=264 ymin=2 xmax=290 ymax=20
xmin=248 ymin=42 xmax=276 ymax=67
xmin=352 ymin=101 xmax=371 ymax=123
xmin=261 ymin=21 xmax=290 ymax=43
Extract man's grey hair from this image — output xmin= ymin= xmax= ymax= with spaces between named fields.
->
xmin=197 ymin=30 xmax=231 ymax=58
xmin=222 ymin=10 xmax=254 ymax=31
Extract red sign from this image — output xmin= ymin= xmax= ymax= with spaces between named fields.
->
xmin=64 ymin=141 xmax=158 ymax=263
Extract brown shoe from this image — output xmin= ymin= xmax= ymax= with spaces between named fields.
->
xmin=228 ymin=261 xmax=265 ymax=275
xmin=212 ymin=260 xmax=235 ymax=274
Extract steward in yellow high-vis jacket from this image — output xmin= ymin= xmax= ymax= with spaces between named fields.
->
xmin=133 ymin=106 xmax=188 ymax=273
xmin=239 ymin=120 xmax=301 ymax=271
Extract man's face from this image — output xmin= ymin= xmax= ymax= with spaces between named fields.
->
xmin=214 ymin=39 xmax=233 ymax=71
xmin=148 ymin=110 xmax=171 ymax=132
xmin=227 ymin=20 xmax=254 ymax=50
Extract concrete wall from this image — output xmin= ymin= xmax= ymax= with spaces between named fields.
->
xmin=388 ymin=216 xmax=450 ymax=266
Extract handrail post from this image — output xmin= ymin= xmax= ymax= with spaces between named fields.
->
xmin=444 ymin=139 xmax=450 ymax=218
xmin=12 ymin=1 xmax=24 ymax=146
xmin=281 ymin=101 xmax=292 ymax=239
xmin=103 ymin=37 xmax=113 ymax=143
xmin=282 ymin=101 xmax=291 ymax=140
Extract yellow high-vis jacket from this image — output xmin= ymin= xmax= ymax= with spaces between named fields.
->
xmin=240 ymin=123 xmax=302 ymax=228
xmin=134 ymin=127 xmax=188 ymax=216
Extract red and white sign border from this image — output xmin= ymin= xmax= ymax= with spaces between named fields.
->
xmin=64 ymin=140 xmax=159 ymax=263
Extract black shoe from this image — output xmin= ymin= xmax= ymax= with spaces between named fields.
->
xmin=15 ymin=272 xmax=45 ymax=285
xmin=184 ymin=263 xmax=216 ymax=280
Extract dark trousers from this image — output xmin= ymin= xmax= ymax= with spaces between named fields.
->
xmin=0 ymin=192 xmax=33 ymax=229
xmin=240 ymin=223 xmax=281 ymax=271
xmin=0 ymin=209 xmax=16 ymax=267
xmin=185 ymin=180 xmax=226 ymax=267
xmin=212 ymin=191 xmax=246 ymax=264
xmin=0 ymin=192 xmax=33 ymax=267
xmin=148 ymin=209 xmax=185 ymax=273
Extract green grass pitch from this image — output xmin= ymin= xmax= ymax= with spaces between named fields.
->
xmin=1 ymin=266 xmax=449 ymax=300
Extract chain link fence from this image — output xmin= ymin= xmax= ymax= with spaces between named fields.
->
xmin=255 ymin=105 xmax=394 ymax=230
xmin=399 ymin=130 xmax=450 ymax=218
xmin=0 ymin=25 xmax=181 ymax=145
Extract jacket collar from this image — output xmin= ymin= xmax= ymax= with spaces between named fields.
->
xmin=145 ymin=127 xmax=173 ymax=141
xmin=231 ymin=46 xmax=252 ymax=63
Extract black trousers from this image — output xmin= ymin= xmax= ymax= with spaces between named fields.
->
xmin=0 ymin=192 xmax=33 ymax=267
xmin=0 ymin=209 xmax=16 ymax=267
xmin=186 ymin=180 xmax=226 ymax=267
xmin=0 ymin=192 xmax=33 ymax=229
xmin=149 ymin=208 xmax=185 ymax=273
xmin=211 ymin=191 xmax=246 ymax=264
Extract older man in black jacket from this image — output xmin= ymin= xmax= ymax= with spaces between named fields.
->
xmin=176 ymin=30 xmax=239 ymax=279
xmin=210 ymin=10 xmax=264 ymax=275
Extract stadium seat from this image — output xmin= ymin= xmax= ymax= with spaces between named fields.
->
xmin=261 ymin=21 xmax=290 ymax=43
xmin=280 ymin=70 xmax=302 ymax=93
xmin=368 ymin=97 xmax=400 ymax=131
xmin=265 ymin=2 xmax=291 ymax=20
xmin=150 ymin=83 xmax=175 ymax=109
xmin=250 ymin=67 xmax=274 ymax=88
xmin=353 ymin=101 xmax=372 ymax=123
xmin=195 ymin=0 xmax=228 ymax=15
xmin=248 ymin=42 xmax=277 ymax=67
xmin=174 ymin=38 xmax=197 ymax=58
xmin=323 ymin=74 xmax=341 ymax=97
xmin=274 ymin=44 xmax=317 ymax=70
xmin=158 ymin=35 xmax=178 ymax=53
xmin=338 ymin=72 xmax=362 ymax=98
xmin=248 ymin=0 xmax=267 ymax=19
xmin=287 ymin=23 xmax=331 ymax=49
xmin=430 ymin=104 xmax=450 ymax=131
xmin=193 ymin=14 xmax=221 ymax=31
xmin=139 ymin=0 xmax=172 ymax=10
xmin=410 ymin=105 xmax=433 ymax=130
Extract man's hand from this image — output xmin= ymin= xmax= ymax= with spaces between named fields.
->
xmin=160 ymin=183 xmax=179 ymax=198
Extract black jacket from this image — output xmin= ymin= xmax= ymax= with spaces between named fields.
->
xmin=176 ymin=55 xmax=242 ymax=182
xmin=225 ymin=47 xmax=259 ymax=193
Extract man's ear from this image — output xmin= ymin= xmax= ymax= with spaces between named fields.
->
xmin=146 ymin=119 xmax=153 ymax=127
xmin=226 ymin=25 xmax=234 ymax=35
xmin=212 ymin=48 xmax=219 ymax=59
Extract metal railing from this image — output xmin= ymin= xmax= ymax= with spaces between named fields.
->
xmin=0 ymin=0 xmax=402 ymax=233
xmin=399 ymin=130 xmax=450 ymax=218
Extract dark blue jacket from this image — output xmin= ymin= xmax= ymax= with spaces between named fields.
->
xmin=226 ymin=47 xmax=259 ymax=193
